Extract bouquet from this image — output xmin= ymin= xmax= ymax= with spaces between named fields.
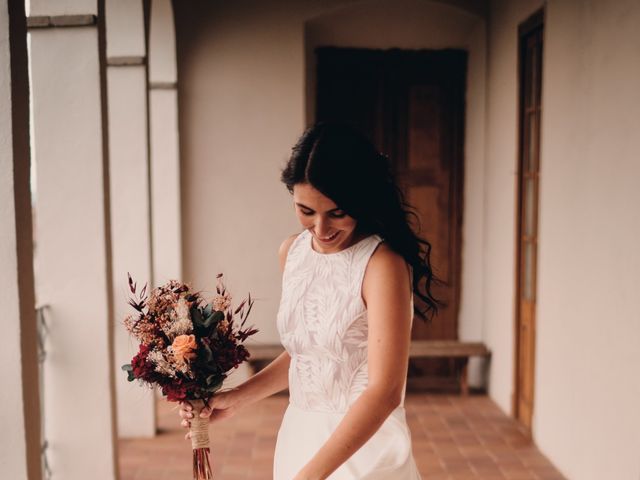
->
xmin=121 ymin=272 xmax=258 ymax=479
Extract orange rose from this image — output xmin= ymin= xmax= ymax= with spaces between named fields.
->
xmin=172 ymin=334 xmax=197 ymax=364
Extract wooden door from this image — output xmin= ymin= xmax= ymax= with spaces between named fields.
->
xmin=515 ymin=10 xmax=544 ymax=431
xmin=316 ymin=47 xmax=466 ymax=390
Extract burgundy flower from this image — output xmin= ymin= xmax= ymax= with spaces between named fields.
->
xmin=131 ymin=343 xmax=164 ymax=383
xmin=162 ymin=382 xmax=188 ymax=402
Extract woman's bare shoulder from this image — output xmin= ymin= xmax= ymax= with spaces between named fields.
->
xmin=362 ymin=241 xmax=411 ymax=304
xmin=367 ymin=241 xmax=408 ymax=275
xmin=278 ymin=232 xmax=301 ymax=272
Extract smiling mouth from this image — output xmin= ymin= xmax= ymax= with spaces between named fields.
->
xmin=317 ymin=231 xmax=339 ymax=242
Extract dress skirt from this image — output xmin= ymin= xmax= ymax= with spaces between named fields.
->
xmin=273 ymin=402 xmax=422 ymax=479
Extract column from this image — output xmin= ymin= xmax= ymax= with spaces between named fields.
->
xmin=0 ymin=0 xmax=41 ymax=478
xmin=149 ymin=0 xmax=182 ymax=286
xmin=27 ymin=0 xmax=119 ymax=478
xmin=105 ymin=0 xmax=156 ymax=438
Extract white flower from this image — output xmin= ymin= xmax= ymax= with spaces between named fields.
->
xmin=164 ymin=297 xmax=194 ymax=340
xmin=147 ymin=349 xmax=178 ymax=378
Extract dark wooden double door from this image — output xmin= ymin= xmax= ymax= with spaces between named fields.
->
xmin=316 ymin=47 xmax=466 ymax=389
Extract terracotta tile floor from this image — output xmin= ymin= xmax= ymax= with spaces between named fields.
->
xmin=118 ymin=393 xmax=566 ymax=480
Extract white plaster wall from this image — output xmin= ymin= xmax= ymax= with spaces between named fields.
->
xmin=459 ymin=20 xmax=487 ymax=387
xmin=0 ymin=1 xmax=28 ymax=477
xmin=149 ymin=0 xmax=182 ymax=286
xmin=149 ymin=88 xmax=182 ymax=285
xmin=105 ymin=0 xmax=145 ymax=58
xmin=483 ymin=0 xmax=543 ymax=414
xmin=175 ymin=1 xmax=307 ymax=346
xmin=175 ymin=1 xmax=487 ymax=380
xmin=534 ymin=1 xmax=640 ymax=478
xmin=27 ymin=0 xmax=97 ymax=17
xmin=148 ymin=0 xmax=176 ymax=84
xmin=28 ymin=26 xmax=117 ymax=479
xmin=108 ymin=66 xmax=156 ymax=437
xmin=485 ymin=0 xmax=640 ymax=477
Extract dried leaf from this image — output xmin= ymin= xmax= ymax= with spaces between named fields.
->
xmin=234 ymin=299 xmax=246 ymax=315
xmin=127 ymin=272 xmax=136 ymax=294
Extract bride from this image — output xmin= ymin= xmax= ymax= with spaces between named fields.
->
xmin=179 ymin=121 xmax=439 ymax=479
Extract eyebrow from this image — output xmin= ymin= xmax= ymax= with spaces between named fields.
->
xmin=295 ymin=202 xmax=343 ymax=213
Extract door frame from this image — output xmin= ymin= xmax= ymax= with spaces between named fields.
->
xmin=512 ymin=7 xmax=545 ymax=431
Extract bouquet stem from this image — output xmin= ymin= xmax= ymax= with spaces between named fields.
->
xmin=190 ymin=399 xmax=213 ymax=479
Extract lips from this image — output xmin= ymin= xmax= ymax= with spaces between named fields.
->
xmin=317 ymin=231 xmax=339 ymax=242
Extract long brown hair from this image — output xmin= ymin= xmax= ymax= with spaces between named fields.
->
xmin=280 ymin=121 xmax=441 ymax=322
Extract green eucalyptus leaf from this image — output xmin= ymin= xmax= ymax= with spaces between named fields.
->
xmin=191 ymin=306 xmax=204 ymax=326
xmin=202 ymin=314 xmax=216 ymax=329
xmin=201 ymin=310 xmax=224 ymax=333
xmin=121 ymin=364 xmax=135 ymax=382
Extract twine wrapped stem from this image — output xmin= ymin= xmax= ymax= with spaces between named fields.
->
xmin=190 ymin=399 xmax=213 ymax=479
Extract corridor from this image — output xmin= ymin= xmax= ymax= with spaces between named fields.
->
xmin=119 ymin=393 xmax=566 ymax=480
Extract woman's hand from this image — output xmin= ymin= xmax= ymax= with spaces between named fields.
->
xmin=178 ymin=387 xmax=243 ymax=440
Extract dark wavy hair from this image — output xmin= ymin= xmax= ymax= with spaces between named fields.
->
xmin=280 ymin=121 xmax=440 ymax=322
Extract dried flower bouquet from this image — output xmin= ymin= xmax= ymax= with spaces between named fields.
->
xmin=122 ymin=273 xmax=258 ymax=479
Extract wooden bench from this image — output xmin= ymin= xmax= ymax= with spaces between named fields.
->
xmin=409 ymin=340 xmax=491 ymax=395
xmin=246 ymin=340 xmax=490 ymax=396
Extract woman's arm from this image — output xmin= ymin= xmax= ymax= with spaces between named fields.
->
xmin=294 ymin=243 xmax=413 ymax=480
xmin=233 ymin=349 xmax=290 ymax=408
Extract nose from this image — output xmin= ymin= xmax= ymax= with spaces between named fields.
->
xmin=314 ymin=216 xmax=332 ymax=237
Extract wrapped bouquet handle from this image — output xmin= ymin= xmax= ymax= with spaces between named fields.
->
xmin=190 ymin=399 xmax=213 ymax=479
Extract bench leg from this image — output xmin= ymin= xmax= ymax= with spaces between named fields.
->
xmin=459 ymin=358 xmax=469 ymax=396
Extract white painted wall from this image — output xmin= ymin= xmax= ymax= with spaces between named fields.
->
xmin=106 ymin=0 xmax=156 ymax=438
xmin=148 ymin=0 xmax=176 ymax=84
xmin=174 ymin=1 xmax=488 ymax=391
xmin=106 ymin=0 xmax=145 ymax=58
xmin=149 ymin=0 xmax=182 ymax=286
xmin=534 ymin=1 xmax=640 ymax=478
xmin=27 ymin=0 xmax=96 ymax=17
xmin=485 ymin=0 xmax=640 ymax=478
xmin=0 ymin=1 xmax=29 ymax=477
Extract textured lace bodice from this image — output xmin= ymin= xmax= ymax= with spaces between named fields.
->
xmin=276 ymin=229 xmax=409 ymax=413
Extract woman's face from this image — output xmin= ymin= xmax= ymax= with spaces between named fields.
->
xmin=292 ymin=183 xmax=358 ymax=253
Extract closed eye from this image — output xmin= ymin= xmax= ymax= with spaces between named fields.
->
xmin=300 ymin=209 xmax=346 ymax=218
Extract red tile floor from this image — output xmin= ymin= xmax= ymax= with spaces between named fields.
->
xmin=118 ymin=393 xmax=566 ymax=480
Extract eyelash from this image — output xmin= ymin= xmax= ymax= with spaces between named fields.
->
xmin=301 ymin=210 xmax=346 ymax=219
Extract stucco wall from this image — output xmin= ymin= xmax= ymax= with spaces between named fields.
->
xmin=485 ymin=0 xmax=640 ymax=478
xmin=174 ymin=1 xmax=488 ymax=392
xmin=535 ymin=0 xmax=640 ymax=478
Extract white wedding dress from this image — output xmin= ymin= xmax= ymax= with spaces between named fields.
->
xmin=273 ymin=229 xmax=422 ymax=479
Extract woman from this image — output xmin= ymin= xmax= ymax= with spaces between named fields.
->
xmin=179 ymin=122 xmax=439 ymax=479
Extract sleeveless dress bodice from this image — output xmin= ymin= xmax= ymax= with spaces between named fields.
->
xmin=273 ymin=229 xmax=422 ymax=479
